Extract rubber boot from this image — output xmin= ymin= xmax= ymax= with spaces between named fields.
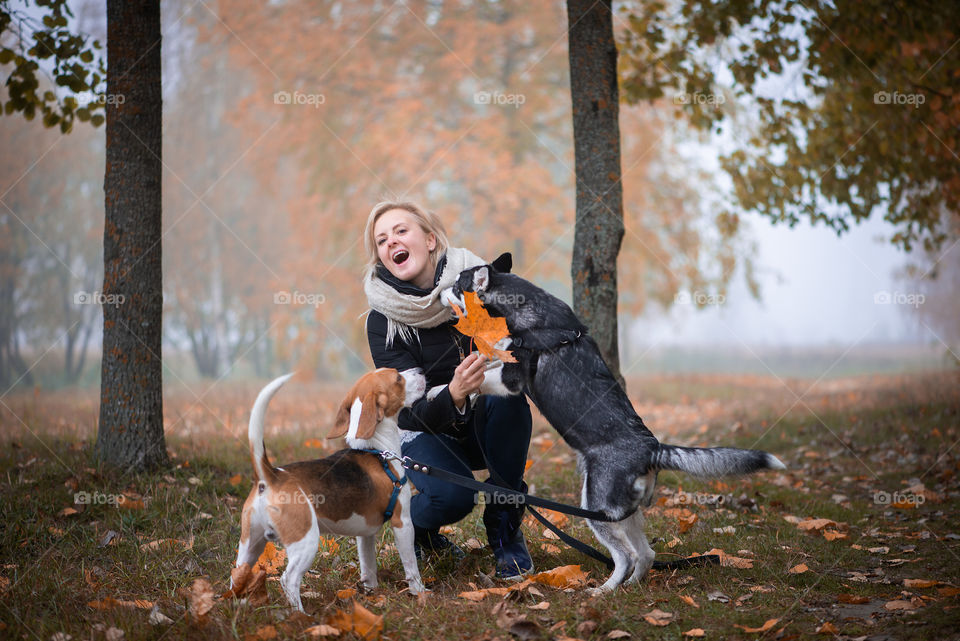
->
xmin=482 ymin=481 xmax=534 ymax=580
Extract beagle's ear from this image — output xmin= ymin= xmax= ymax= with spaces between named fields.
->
xmin=328 ymin=396 xmax=353 ymax=439
xmin=355 ymin=390 xmax=385 ymax=440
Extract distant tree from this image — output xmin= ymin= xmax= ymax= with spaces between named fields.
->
xmin=95 ymin=0 xmax=167 ymax=472
xmin=566 ymin=0 xmax=626 ymax=387
xmin=618 ymin=0 xmax=960 ymax=252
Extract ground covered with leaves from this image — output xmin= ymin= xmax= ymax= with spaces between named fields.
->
xmin=1 ymin=370 xmax=958 ymax=640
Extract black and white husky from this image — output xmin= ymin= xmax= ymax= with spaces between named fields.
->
xmin=440 ymin=256 xmax=785 ymax=594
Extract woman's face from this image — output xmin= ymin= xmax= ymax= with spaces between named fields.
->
xmin=374 ymin=209 xmax=438 ymax=289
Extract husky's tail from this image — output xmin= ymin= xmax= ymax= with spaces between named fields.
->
xmin=655 ymin=444 xmax=785 ymax=478
xmin=248 ymin=373 xmax=295 ymax=485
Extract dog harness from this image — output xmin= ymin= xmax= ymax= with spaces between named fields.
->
xmin=361 ymin=449 xmax=408 ymax=521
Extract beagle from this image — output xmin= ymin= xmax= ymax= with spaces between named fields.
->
xmin=233 ymin=368 xmax=427 ymax=611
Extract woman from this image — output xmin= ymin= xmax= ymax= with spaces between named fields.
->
xmin=362 ymin=200 xmax=534 ymax=580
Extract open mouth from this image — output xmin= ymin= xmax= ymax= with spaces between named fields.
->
xmin=392 ymin=249 xmax=410 ymax=265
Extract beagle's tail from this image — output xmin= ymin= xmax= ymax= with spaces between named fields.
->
xmin=655 ymin=444 xmax=786 ymax=478
xmin=248 ymin=373 xmax=295 ymax=485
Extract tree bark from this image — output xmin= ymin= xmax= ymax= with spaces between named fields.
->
xmin=96 ymin=0 xmax=167 ymax=472
xmin=566 ymin=0 xmax=625 ymax=389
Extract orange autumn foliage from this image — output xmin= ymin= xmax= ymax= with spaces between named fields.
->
xmin=452 ymin=292 xmax=517 ymax=363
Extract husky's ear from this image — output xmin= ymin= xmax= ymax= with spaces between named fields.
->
xmin=491 ymin=252 xmax=512 ymax=274
xmin=472 ymin=266 xmax=490 ymax=293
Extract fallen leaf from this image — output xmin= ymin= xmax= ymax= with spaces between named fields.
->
xmin=305 ymin=624 xmax=341 ymax=638
xmin=58 ymin=507 xmax=79 ymax=517
xmin=608 ymin=631 xmax=631 ymax=639
xmin=678 ymin=513 xmax=699 ymax=534
xmin=528 ymin=601 xmax=550 ymax=610
xmin=789 ymin=563 xmax=809 ymax=574
xmin=87 ymin=598 xmax=154 ymax=611
xmin=326 ymin=600 xmax=382 ymax=640
xmin=336 ymin=588 xmax=357 ymax=600
xmin=256 ymin=542 xmax=286 ymax=575
xmin=452 ymin=291 xmax=517 ymax=362
xmin=698 ymin=548 xmax=752 ymax=569
xmin=642 ymin=609 xmax=673 ymax=626
xmin=733 ymin=618 xmax=780 ymax=633
xmin=680 ymin=594 xmax=700 ymax=608
xmin=707 ymin=590 xmax=730 ymax=603
xmin=938 ymin=586 xmax=960 ymax=597
xmin=838 ymin=594 xmax=870 ymax=604
xmin=528 ymin=565 xmax=589 ymax=588
xmin=904 ymin=579 xmax=938 ymax=588
xmin=116 ymin=494 xmax=145 ymax=510
xmin=796 ymin=518 xmax=838 ymax=532
xmin=188 ymin=578 xmax=216 ymax=626
xmin=229 ymin=473 xmax=243 ymax=485
xmin=816 ymin=622 xmax=838 ymax=634
xmin=885 ymin=599 xmax=919 ymax=611
xmin=823 ymin=530 xmax=847 ymax=541
xmin=225 ymin=563 xmax=268 ymax=606
xmin=105 ymin=627 xmax=124 ymax=641
xmin=683 ymin=629 xmax=705 ymax=638
xmin=252 ymin=625 xmax=278 ymax=640
xmin=148 ymin=605 xmax=174 ymax=626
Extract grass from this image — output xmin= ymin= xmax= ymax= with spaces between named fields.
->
xmin=1 ymin=370 xmax=958 ymax=640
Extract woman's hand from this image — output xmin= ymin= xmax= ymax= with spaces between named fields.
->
xmin=449 ymin=352 xmax=487 ymax=410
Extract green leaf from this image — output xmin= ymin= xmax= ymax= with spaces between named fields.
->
xmin=90 ymin=114 xmax=104 ymax=127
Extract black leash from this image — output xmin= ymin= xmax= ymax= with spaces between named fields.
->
xmin=395 ymin=453 xmax=720 ymax=572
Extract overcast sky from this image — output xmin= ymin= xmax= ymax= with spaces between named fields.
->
xmin=632 ymin=212 xmax=930 ymax=347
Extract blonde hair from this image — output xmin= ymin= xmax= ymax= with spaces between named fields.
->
xmin=363 ymin=201 xmax=450 ymax=274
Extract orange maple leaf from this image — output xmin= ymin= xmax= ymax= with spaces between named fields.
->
xmin=452 ymin=291 xmax=517 ymax=363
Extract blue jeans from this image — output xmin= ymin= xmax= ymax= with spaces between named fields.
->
xmin=402 ymin=394 xmax=532 ymax=531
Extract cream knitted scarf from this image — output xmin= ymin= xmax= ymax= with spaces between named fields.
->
xmin=364 ymin=247 xmax=486 ymax=345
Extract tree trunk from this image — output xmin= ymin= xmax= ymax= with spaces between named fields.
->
xmin=566 ymin=0 xmax=625 ymax=389
xmin=96 ymin=0 xmax=168 ymax=472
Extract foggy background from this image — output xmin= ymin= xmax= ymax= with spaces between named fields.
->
xmin=1 ymin=0 xmax=955 ymax=391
